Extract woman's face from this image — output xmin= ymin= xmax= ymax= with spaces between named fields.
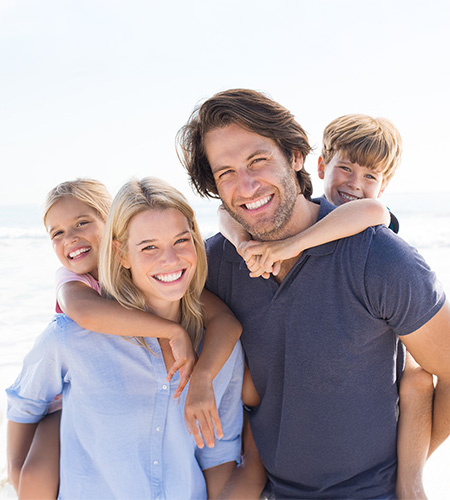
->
xmin=121 ymin=208 xmax=197 ymax=315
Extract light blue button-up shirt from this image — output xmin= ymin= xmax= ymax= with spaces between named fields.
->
xmin=7 ymin=314 xmax=244 ymax=500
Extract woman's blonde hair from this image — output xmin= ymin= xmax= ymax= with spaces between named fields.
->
xmin=99 ymin=177 xmax=207 ymax=351
xmin=42 ymin=178 xmax=112 ymax=226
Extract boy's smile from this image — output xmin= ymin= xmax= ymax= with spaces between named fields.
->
xmin=318 ymin=153 xmax=386 ymax=206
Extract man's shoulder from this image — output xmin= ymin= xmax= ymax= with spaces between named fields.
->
xmin=205 ymin=232 xmax=242 ymax=263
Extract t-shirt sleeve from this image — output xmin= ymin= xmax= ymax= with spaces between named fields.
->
xmin=363 ymin=227 xmax=445 ymax=336
xmin=55 ymin=267 xmax=100 ymax=312
xmin=6 ymin=319 xmax=66 ymax=423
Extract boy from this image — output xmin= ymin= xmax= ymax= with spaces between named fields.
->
xmin=219 ymin=114 xmax=434 ymax=499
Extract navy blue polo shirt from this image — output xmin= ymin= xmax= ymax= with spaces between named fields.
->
xmin=205 ymin=198 xmax=445 ymax=499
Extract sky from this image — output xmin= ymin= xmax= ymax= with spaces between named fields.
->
xmin=1 ymin=0 xmax=449 ymax=208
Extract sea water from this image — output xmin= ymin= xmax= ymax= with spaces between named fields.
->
xmin=1 ymin=194 xmax=450 ymax=498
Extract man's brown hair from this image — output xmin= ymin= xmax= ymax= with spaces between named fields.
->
xmin=177 ymin=88 xmax=313 ymax=199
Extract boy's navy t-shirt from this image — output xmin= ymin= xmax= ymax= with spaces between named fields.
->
xmin=205 ymin=198 xmax=445 ymax=499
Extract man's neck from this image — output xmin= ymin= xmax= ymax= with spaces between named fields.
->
xmin=270 ymin=195 xmax=320 ymax=282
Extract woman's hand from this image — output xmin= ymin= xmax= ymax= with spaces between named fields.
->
xmin=184 ymin=375 xmax=223 ymax=449
xmin=166 ymin=329 xmax=197 ymax=399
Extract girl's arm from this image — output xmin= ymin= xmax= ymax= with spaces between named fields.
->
xmin=240 ymin=199 xmax=390 ymax=277
xmin=7 ymin=421 xmax=38 ymax=492
xmin=58 ymin=282 xmax=195 ymax=395
xmin=184 ymin=290 xmax=242 ymax=449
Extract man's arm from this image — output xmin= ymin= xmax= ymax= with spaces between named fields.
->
xmin=400 ymin=300 xmax=450 ymax=455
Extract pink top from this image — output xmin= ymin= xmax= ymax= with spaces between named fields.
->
xmin=55 ymin=267 xmax=101 ymax=313
xmin=50 ymin=268 xmax=101 ymax=413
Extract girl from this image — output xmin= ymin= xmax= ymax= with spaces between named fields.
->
xmin=7 ymin=177 xmax=244 ymax=499
xmin=7 ymin=179 xmax=242 ymax=499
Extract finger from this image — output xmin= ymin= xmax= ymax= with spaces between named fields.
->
xmin=210 ymin=408 xmax=223 ymax=440
xmin=196 ymin=412 xmax=216 ymax=448
xmin=272 ymin=261 xmax=281 ymax=276
xmin=166 ymin=358 xmax=184 ymax=382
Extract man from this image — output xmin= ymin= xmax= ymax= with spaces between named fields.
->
xmin=177 ymin=89 xmax=450 ymax=499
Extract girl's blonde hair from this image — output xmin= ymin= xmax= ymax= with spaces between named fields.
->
xmin=99 ymin=177 xmax=207 ymax=351
xmin=42 ymin=178 xmax=112 ymax=226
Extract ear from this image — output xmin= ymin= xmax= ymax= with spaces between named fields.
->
xmin=291 ymin=150 xmax=304 ymax=172
xmin=377 ymin=180 xmax=388 ymax=198
xmin=113 ymin=239 xmax=131 ymax=269
xmin=317 ymin=157 xmax=326 ymax=180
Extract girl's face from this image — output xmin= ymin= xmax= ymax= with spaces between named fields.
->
xmin=121 ymin=208 xmax=197 ymax=317
xmin=45 ymin=197 xmax=105 ymax=279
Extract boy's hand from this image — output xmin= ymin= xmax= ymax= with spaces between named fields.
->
xmin=238 ymin=240 xmax=289 ymax=278
xmin=184 ymin=376 xmax=223 ymax=448
xmin=166 ymin=330 xmax=197 ymax=398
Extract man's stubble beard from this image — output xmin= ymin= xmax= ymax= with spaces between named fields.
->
xmin=221 ymin=170 xmax=300 ymax=241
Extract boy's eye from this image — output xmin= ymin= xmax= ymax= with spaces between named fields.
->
xmin=365 ymin=174 xmax=377 ymax=180
xmin=338 ymin=166 xmax=351 ymax=172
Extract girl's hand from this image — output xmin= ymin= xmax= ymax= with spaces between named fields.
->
xmin=184 ymin=376 xmax=223 ymax=449
xmin=166 ymin=330 xmax=197 ymax=399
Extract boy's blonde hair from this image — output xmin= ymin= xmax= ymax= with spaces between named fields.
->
xmin=42 ymin=178 xmax=112 ymax=225
xmin=99 ymin=177 xmax=207 ymax=352
xmin=321 ymin=114 xmax=402 ymax=185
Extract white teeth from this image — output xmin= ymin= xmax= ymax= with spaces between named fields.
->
xmin=339 ymin=192 xmax=360 ymax=202
xmin=245 ymin=195 xmax=272 ymax=210
xmin=69 ymin=247 xmax=90 ymax=259
xmin=153 ymin=271 xmax=183 ymax=283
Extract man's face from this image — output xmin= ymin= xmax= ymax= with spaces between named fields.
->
xmin=204 ymin=123 xmax=302 ymax=240
xmin=318 ymin=152 xmax=386 ymax=206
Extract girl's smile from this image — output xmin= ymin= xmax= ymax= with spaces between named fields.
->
xmin=45 ymin=197 xmax=105 ymax=279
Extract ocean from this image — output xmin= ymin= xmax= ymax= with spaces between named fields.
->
xmin=1 ymin=193 xmax=450 ymax=498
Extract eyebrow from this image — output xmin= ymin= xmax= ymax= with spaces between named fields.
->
xmin=136 ymin=230 xmax=191 ymax=246
xmin=47 ymin=214 xmax=92 ymax=234
xmin=212 ymin=149 xmax=272 ymax=173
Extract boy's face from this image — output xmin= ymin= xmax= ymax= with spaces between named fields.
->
xmin=318 ymin=152 xmax=387 ymax=206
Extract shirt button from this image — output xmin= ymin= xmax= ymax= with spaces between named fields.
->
xmin=162 ymin=384 xmax=168 ymax=390
xmin=153 ymin=460 xmax=159 ymax=465
xmin=156 ymin=427 xmax=162 ymax=432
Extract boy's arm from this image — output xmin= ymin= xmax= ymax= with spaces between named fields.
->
xmin=241 ymin=199 xmax=390 ymax=277
xmin=7 ymin=421 xmax=38 ymax=492
xmin=184 ymin=289 xmax=242 ymax=449
xmin=58 ymin=281 xmax=195 ymax=394
xmin=217 ymin=204 xmax=251 ymax=249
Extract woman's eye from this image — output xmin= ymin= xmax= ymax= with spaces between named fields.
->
xmin=77 ymin=220 xmax=90 ymax=227
xmin=142 ymin=245 xmax=156 ymax=251
xmin=51 ymin=231 xmax=63 ymax=239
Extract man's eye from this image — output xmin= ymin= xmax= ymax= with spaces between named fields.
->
xmin=219 ymin=169 xmax=233 ymax=179
xmin=251 ymin=157 xmax=266 ymax=165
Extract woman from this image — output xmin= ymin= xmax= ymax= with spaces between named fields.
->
xmin=7 ymin=177 xmax=244 ymax=499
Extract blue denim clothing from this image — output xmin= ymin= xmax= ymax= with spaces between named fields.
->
xmin=7 ymin=314 xmax=244 ymax=500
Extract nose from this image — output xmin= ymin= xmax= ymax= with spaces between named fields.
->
xmin=64 ymin=228 xmax=79 ymax=245
xmin=346 ymin=172 xmax=362 ymax=191
xmin=160 ymin=246 xmax=179 ymax=267
xmin=236 ymin=168 xmax=261 ymax=199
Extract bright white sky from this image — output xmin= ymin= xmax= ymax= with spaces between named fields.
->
xmin=1 ymin=0 xmax=449 ymax=207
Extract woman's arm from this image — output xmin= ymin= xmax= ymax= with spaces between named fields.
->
xmin=58 ymin=281 xmax=196 ymax=394
xmin=240 ymin=199 xmax=390 ymax=277
xmin=184 ymin=290 xmax=242 ymax=448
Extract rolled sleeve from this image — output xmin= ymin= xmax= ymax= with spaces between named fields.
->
xmin=196 ymin=342 xmax=244 ymax=470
